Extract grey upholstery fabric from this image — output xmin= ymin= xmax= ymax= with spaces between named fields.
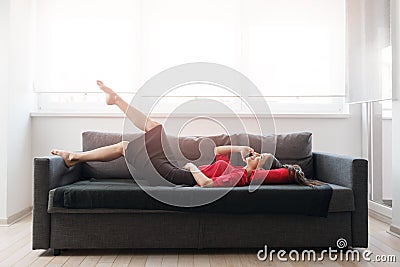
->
xmin=82 ymin=132 xmax=139 ymax=179
xmin=230 ymin=132 xmax=313 ymax=178
xmin=313 ymin=152 xmax=368 ymax=248
xmin=199 ymin=212 xmax=352 ymax=248
xmin=49 ymin=212 xmax=352 ymax=249
xmin=33 ymin=156 xmax=82 ymax=249
xmin=167 ymin=134 xmax=231 ymax=167
xmin=47 ymin=182 xmax=353 ymax=214
xmin=50 ymin=213 xmax=200 ymax=249
xmin=48 ymin=179 xmax=353 ymax=213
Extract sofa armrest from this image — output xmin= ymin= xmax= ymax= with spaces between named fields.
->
xmin=313 ymin=152 xmax=368 ymax=248
xmin=33 ymin=156 xmax=82 ymax=249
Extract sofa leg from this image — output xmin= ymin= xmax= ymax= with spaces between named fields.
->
xmin=53 ymin=249 xmax=61 ymax=256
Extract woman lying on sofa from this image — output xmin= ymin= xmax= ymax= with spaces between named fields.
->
xmin=51 ymin=81 xmax=323 ymax=188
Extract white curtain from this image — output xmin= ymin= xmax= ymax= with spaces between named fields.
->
xmin=346 ymin=0 xmax=391 ymax=103
xmin=393 ymin=0 xmax=400 ymax=100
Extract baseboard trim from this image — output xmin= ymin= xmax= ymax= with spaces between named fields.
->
xmin=368 ymin=200 xmax=392 ymax=220
xmin=0 ymin=206 xmax=32 ymax=226
xmin=389 ymin=224 xmax=400 ymax=236
xmin=369 ymin=209 xmax=392 ymax=225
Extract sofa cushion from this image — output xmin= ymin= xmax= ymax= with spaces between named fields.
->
xmin=82 ymin=131 xmax=313 ymax=179
xmin=82 ymin=132 xmax=139 ymax=179
xmin=49 ymin=179 xmax=353 ymax=216
xmin=229 ymin=132 xmax=313 ymax=178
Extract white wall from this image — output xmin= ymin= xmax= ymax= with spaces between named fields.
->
xmin=391 ymin=0 xmax=400 ymax=232
xmin=392 ymin=101 xmax=400 ymax=229
xmin=7 ymin=0 xmax=34 ymax=218
xmin=32 ymin=105 xmax=363 ymax=159
xmin=0 ymin=0 xmax=11 ymax=221
xmin=382 ymin=119 xmax=392 ymax=200
xmin=0 ymin=0 xmax=34 ymax=222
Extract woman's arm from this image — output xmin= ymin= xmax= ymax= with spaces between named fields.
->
xmin=214 ymin=146 xmax=254 ymax=162
xmin=183 ymin=163 xmax=213 ymax=187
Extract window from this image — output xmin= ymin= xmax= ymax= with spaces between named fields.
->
xmin=34 ymin=0 xmax=346 ymax=114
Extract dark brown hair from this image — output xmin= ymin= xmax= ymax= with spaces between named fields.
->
xmin=282 ymin=164 xmax=325 ymax=188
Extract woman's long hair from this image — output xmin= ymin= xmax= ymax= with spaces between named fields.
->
xmin=282 ymin=164 xmax=325 ymax=188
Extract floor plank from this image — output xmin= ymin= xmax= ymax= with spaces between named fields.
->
xmin=178 ymin=253 xmax=194 ymax=267
xmin=47 ymin=254 xmax=71 ymax=266
xmin=11 ymin=249 xmax=45 ymax=267
xmin=112 ymin=254 xmax=133 ymax=267
xmin=62 ymin=255 xmax=86 ymax=267
xmin=0 ymin=233 xmax=31 ymax=263
xmin=145 ymin=254 xmax=163 ymax=267
xmin=193 ymin=254 xmax=210 ymax=267
xmin=0 ymin=239 xmax=32 ymax=266
xmin=224 ymin=253 xmax=243 ymax=267
xmin=99 ymin=254 xmax=118 ymax=263
xmin=80 ymin=255 xmax=102 ymax=267
xmin=239 ymin=252 xmax=269 ymax=267
xmin=128 ymin=254 xmax=147 ymax=267
xmin=209 ymin=252 xmax=226 ymax=267
xmin=30 ymin=250 xmax=55 ymax=267
xmin=162 ymin=254 xmax=178 ymax=267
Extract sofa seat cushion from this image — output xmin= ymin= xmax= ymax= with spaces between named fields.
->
xmin=49 ymin=179 xmax=353 ymax=216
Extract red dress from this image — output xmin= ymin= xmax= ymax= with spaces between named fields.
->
xmin=198 ymin=154 xmax=294 ymax=187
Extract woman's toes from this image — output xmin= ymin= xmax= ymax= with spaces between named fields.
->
xmin=96 ymin=80 xmax=117 ymax=105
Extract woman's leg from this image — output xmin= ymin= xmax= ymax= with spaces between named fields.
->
xmin=51 ymin=141 xmax=128 ymax=167
xmin=51 ymin=80 xmax=158 ymax=167
xmin=97 ymin=80 xmax=160 ymax=132
xmin=131 ymin=124 xmax=196 ymax=186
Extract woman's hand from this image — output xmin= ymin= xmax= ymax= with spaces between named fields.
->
xmin=183 ymin=162 xmax=197 ymax=171
xmin=240 ymin=146 xmax=255 ymax=162
xmin=183 ymin=163 xmax=193 ymax=170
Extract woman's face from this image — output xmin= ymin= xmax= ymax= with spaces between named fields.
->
xmin=245 ymin=153 xmax=261 ymax=170
xmin=245 ymin=152 xmax=272 ymax=170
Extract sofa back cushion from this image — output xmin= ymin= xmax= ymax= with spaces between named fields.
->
xmin=81 ymin=132 xmax=139 ymax=179
xmin=229 ymin=132 xmax=313 ymax=178
xmin=82 ymin=131 xmax=313 ymax=179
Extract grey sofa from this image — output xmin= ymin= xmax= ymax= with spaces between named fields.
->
xmin=33 ymin=131 xmax=368 ymax=255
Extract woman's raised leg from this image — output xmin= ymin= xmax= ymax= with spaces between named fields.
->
xmin=50 ymin=81 xmax=161 ymax=168
xmin=96 ymin=80 xmax=160 ymax=132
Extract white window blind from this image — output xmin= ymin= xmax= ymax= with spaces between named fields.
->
xmin=243 ymin=0 xmax=345 ymax=98
xmin=34 ymin=0 xmax=141 ymax=93
xmin=346 ymin=0 xmax=392 ymax=103
xmin=34 ymin=0 xmax=346 ymax=114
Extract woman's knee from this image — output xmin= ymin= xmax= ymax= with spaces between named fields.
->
xmin=145 ymin=119 xmax=161 ymax=132
xmin=120 ymin=141 xmax=129 ymax=156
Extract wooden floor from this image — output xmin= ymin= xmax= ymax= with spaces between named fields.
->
xmin=0 ymin=214 xmax=399 ymax=267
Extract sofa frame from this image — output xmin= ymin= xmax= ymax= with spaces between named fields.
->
xmin=32 ymin=152 xmax=368 ymax=255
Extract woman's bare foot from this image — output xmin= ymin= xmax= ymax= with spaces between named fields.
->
xmin=97 ymin=80 xmax=117 ymax=105
xmin=51 ymin=149 xmax=79 ymax=167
